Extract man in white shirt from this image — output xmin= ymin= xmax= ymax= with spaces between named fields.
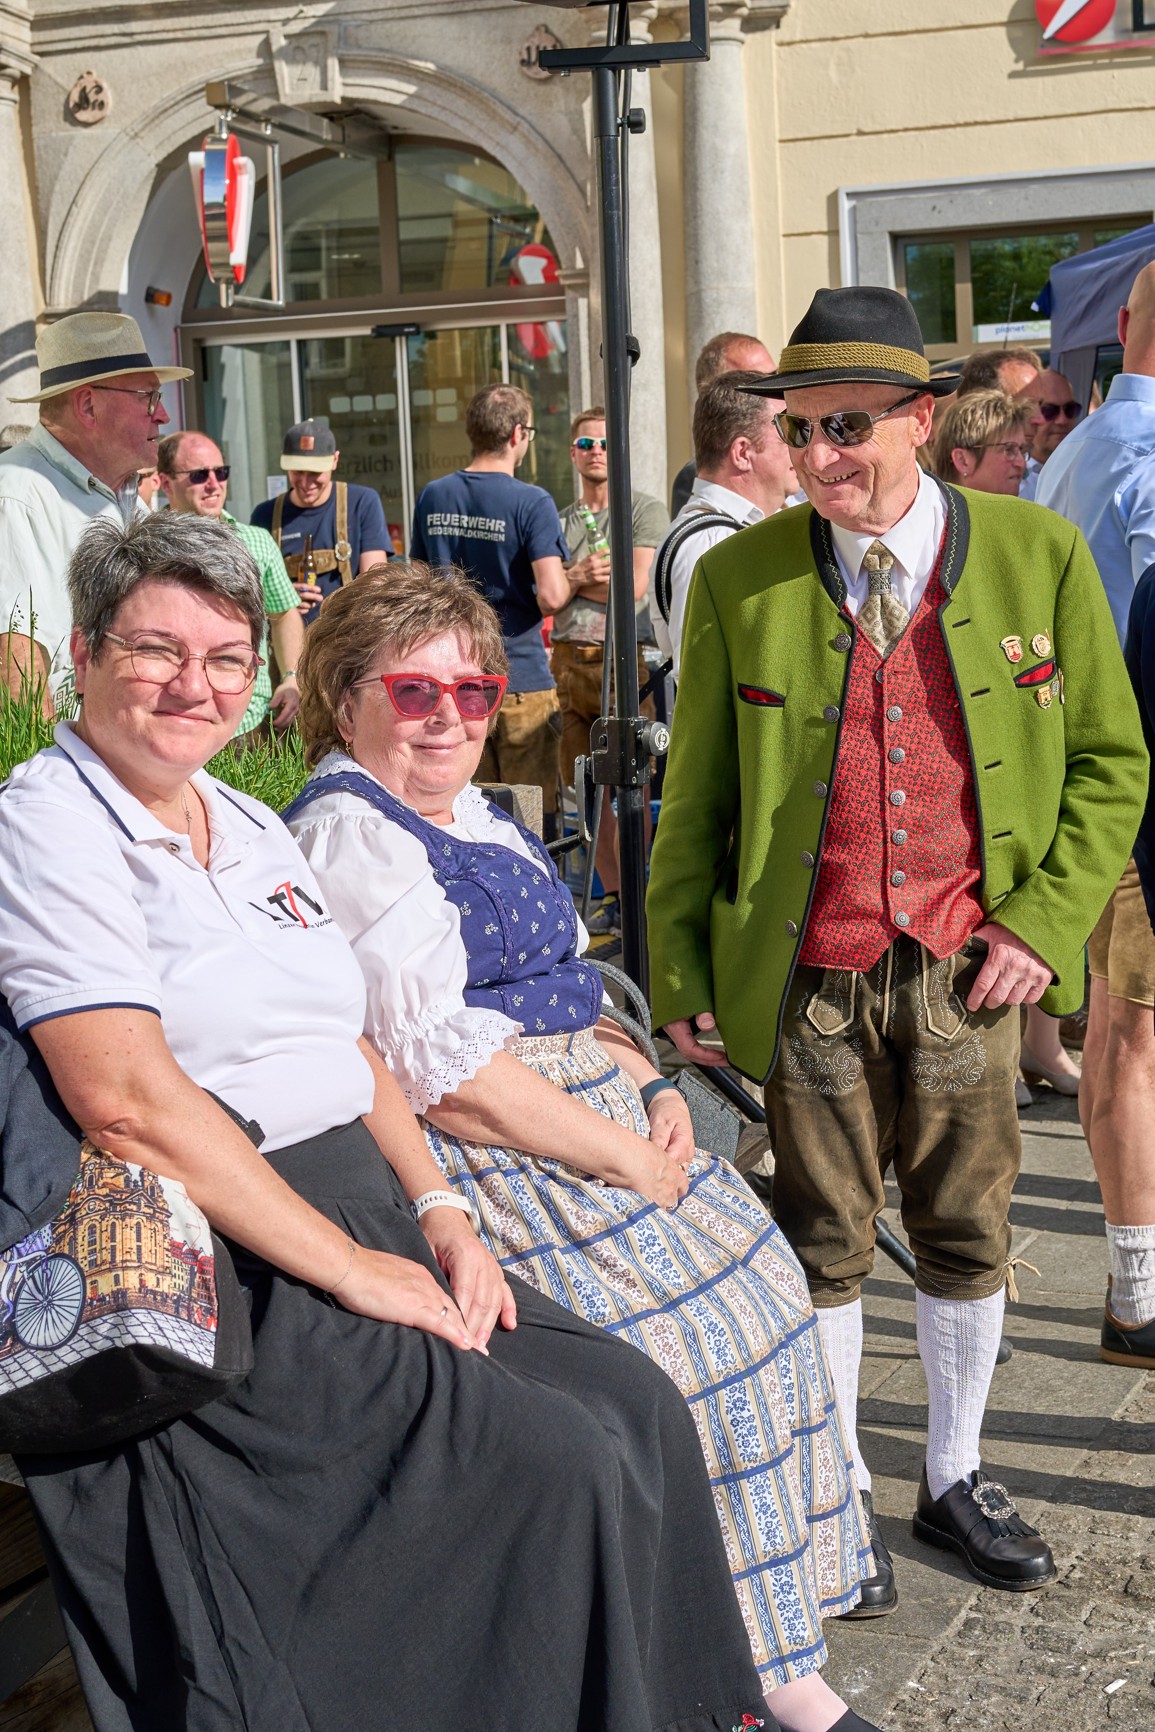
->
xmin=1015 ymin=368 xmax=1082 ymax=502
xmin=0 ymin=312 xmax=188 ymax=709
xmin=654 ymin=370 xmax=798 ymax=677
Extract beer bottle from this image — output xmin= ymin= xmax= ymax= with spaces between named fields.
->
xmin=580 ymin=506 xmax=610 ymax=557
xmin=301 ymin=534 xmax=318 ymax=586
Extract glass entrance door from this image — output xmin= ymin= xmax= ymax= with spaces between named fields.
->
xmin=300 ymin=334 xmax=406 ymax=553
xmin=202 ymin=342 xmax=296 ymax=525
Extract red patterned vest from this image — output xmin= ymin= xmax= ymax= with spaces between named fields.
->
xmin=800 ymin=542 xmax=984 ymax=971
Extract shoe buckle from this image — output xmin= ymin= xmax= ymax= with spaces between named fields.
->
xmin=971 ymin=1478 xmax=1017 ymax=1520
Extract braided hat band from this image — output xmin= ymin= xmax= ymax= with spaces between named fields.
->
xmin=777 ymin=342 xmax=931 ymax=384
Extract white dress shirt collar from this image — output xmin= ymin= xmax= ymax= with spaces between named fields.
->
xmin=829 ymin=468 xmax=946 ymax=619
xmin=689 ymin=476 xmax=765 ymax=527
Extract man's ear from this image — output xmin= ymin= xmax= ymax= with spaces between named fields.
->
xmin=729 ymin=435 xmax=753 ymax=473
xmin=1119 ymin=305 xmax=1130 ymax=348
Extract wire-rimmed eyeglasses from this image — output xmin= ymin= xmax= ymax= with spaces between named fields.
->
xmin=104 ymin=631 xmax=261 ymax=694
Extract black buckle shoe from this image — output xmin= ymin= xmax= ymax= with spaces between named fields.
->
xmin=839 ymin=1489 xmax=898 ymax=1618
xmin=913 ymin=1467 xmax=1056 ymax=1591
xmin=1100 ymin=1303 xmax=1155 ymax=1369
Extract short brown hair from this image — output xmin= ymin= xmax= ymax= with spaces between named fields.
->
xmin=695 ymin=331 xmax=768 ymax=394
xmin=957 ymin=346 xmax=1043 ymax=397
xmin=156 ymin=431 xmax=192 ymax=476
xmin=465 ymin=384 xmax=534 ymax=456
xmin=570 ymin=405 xmax=605 ymax=440
xmin=297 ymin=562 xmax=509 ymax=768
xmin=693 ymin=370 xmax=776 ymax=471
xmin=932 ymin=389 xmax=1031 ymax=482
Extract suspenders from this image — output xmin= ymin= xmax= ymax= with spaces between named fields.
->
xmin=271 ymin=483 xmax=354 ymax=586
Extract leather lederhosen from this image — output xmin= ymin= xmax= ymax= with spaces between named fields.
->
xmin=271 ymin=483 xmax=354 ymax=586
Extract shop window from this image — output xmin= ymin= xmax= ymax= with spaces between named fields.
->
xmin=396 ymin=144 xmax=554 ymax=295
xmin=896 ymin=219 xmax=1147 ymax=362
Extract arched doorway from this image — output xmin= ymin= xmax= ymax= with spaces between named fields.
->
xmin=179 ymin=138 xmax=572 ymax=546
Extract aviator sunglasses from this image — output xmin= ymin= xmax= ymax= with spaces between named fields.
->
xmin=351 ymin=671 xmax=509 ymax=719
xmin=774 ymin=389 xmax=923 ymax=451
xmin=1036 ymin=400 xmax=1081 ymax=423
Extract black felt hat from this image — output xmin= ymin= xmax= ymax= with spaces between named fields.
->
xmin=744 ymin=287 xmax=959 ymax=398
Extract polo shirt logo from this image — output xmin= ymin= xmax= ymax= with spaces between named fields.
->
xmin=251 ymin=882 xmax=331 ymax=928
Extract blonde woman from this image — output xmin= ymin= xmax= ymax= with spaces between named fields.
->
xmin=932 ymin=388 xmax=1033 ymax=496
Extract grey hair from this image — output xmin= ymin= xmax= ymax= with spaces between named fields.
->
xmin=69 ymin=512 xmax=265 ymax=654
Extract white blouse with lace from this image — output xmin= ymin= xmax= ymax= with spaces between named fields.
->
xmin=287 ymin=752 xmax=592 ymax=1113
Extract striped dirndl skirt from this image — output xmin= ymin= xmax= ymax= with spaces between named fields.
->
xmin=422 ymin=1028 xmax=871 ymax=1687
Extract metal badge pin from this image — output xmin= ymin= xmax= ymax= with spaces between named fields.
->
xmin=1032 ymin=632 xmax=1052 ymax=657
xmin=1058 ymin=669 xmax=1065 ymax=705
xmin=1037 ymin=685 xmax=1053 ymax=709
xmin=1050 ymin=675 xmax=1061 ymax=702
xmin=1000 ymin=635 xmax=1024 ymax=663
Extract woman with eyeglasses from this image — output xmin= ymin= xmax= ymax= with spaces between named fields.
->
xmin=285 ymin=564 xmax=879 ymax=1732
xmin=0 ymin=512 xmax=776 ymax=1732
xmin=930 ymin=389 xmax=1034 ymax=497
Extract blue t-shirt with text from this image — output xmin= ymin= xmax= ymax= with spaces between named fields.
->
xmin=252 ymin=484 xmax=389 ymax=624
xmin=410 ymin=470 xmax=568 ymax=691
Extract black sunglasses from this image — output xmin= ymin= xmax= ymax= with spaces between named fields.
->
xmin=177 ymin=465 xmax=230 ymax=484
xmin=1037 ymin=401 xmax=1081 ymax=423
xmin=774 ymin=389 xmax=923 ymax=451
xmin=573 ymin=437 xmax=608 ymax=452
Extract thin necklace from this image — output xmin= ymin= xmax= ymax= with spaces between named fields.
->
xmin=181 ymin=788 xmax=193 ymax=834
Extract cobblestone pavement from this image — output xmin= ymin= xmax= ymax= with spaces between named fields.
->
xmin=824 ymin=1091 xmax=1155 ymax=1732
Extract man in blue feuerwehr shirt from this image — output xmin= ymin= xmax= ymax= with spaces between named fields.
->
xmin=252 ymin=419 xmax=389 ymax=625
xmin=411 ymin=383 xmax=569 ymax=827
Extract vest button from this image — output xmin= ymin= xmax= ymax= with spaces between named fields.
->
xmin=889 ymin=747 xmax=905 ymax=765
xmin=875 ymin=668 xmax=885 ymax=684
xmin=892 ymin=828 xmax=908 ymax=844
xmin=887 ymin=705 xmax=903 ymax=722
xmin=891 ymin=870 xmax=907 ymax=887
xmin=833 ymin=632 xmax=852 ymax=652
xmin=894 ymin=911 xmax=911 ymax=928
xmin=800 ymin=851 xmax=815 ymax=868
xmin=889 ymin=789 xmax=906 ymax=807
xmin=813 ymin=781 xmax=827 ymax=797
xmin=785 ymin=920 xmax=798 ymax=937
xmin=823 ymin=705 xmax=840 ymax=723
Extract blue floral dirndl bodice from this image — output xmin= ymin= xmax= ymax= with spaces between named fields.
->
xmin=284 ymin=772 xmax=604 ymax=1036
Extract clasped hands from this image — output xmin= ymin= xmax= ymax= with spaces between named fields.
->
xmin=336 ymin=1204 xmax=516 ymax=1355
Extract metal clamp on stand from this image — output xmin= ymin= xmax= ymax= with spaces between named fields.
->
xmin=589 ymin=715 xmax=669 ymax=790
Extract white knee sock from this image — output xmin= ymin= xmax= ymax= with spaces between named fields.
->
xmin=1105 ymin=1222 xmax=1155 ymax=1325
xmin=917 ymin=1288 xmax=1005 ymax=1500
xmin=816 ymin=1301 xmax=871 ymax=1493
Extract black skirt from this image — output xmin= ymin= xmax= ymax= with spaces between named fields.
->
xmin=19 ymin=1121 xmax=768 ymax=1732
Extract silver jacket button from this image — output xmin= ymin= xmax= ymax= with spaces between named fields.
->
xmin=823 ymin=705 xmax=840 ymax=723
xmin=892 ymin=828 xmax=908 ymax=844
xmin=785 ymin=920 xmax=798 ymax=937
xmin=813 ymin=781 xmax=827 ymax=797
xmin=891 ymin=870 xmax=907 ymax=887
xmin=801 ymin=851 xmax=815 ymax=868
xmin=833 ymin=632 xmax=852 ymax=652
xmin=889 ymin=789 xmax=906 ymax=807
xmin=887 ymin=705 xmax=903 ymax=722
xmin=894 ymin=911 xmax=911 ymax=928
xmin=889 ymin=747 xmax=905 ymax=765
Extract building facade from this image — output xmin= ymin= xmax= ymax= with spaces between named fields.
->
xmin=1 ymin=0 xmax=1153 ymax=525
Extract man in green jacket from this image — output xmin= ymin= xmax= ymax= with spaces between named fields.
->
xmin=648 ymin=287 xmax=1147 ymax=1610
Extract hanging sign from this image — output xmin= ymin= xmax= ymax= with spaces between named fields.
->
xmin=1035 ymin=0 xmax=1155 ymax=54
xmin=188 ymin=132 xmax=256 ymax=290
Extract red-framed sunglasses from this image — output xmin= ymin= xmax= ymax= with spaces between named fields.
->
xmin=352 ymin=671 xmax=508 ymax=719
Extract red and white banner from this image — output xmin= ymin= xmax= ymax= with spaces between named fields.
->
xmin=1035 ymin=0 xmax=1155 ymax=54
xmin=189 ymin=132 xmax=255 ymax=288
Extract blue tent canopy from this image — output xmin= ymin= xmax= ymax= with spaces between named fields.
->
xmin=1034 ymin=223 xmax=1155 ymax=407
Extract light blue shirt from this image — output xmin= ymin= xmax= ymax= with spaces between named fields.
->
xmin=1036 ymin=372 xmax=1155 ymax=643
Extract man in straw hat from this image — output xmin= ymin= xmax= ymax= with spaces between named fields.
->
xmin=0 ymin=312 xmax=189 ymax=708
xmin=648 ymin=286 xmax=1146 ymax=1607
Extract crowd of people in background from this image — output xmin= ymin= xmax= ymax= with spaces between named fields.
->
xmin=0 ymin=260 xmax=1153 ymax=1732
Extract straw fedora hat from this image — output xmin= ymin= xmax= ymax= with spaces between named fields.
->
xmin=13 ymin=312 xmax=192 ymax=404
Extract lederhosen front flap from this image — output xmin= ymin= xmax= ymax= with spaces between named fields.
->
xmin=272 ymin=484 xmax=354 ymax=585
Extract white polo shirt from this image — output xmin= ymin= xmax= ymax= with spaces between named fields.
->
xmin=0 ymin=724 xmax=373 ymax=1151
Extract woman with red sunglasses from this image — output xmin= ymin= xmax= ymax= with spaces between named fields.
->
xmin=286 ymin=564 xmax=878 ymax=1732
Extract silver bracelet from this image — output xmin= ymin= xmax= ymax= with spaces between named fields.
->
xmin=326 ymin=1236 xmax=356 ymax=1295
xmin=411 ymin=1189 xmax=474 ymax=1224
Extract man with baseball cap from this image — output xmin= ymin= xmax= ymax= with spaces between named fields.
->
xmin=0 ymin=312 xmax=189 ymax=708
xmin=251 ymin=418 xmax=388 ymax=624
xmin=648 ymin=286 xmax=1146 ymax=1607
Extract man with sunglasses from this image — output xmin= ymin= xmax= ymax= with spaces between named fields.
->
xmin=1015 ymin=370 xmax=1082 ymax=502
xmin=554 ymin=408 xmax=668 ymax=933
xmin=0 ymin=312 xmax=189 ymax=711
xmin=157 ymin=431 xmax=303 ymax=740
xmin=649 ymin=285 xmax=1145 ymax=1609
xmin=1038 ymin=259 xmax=1155 ymax=1376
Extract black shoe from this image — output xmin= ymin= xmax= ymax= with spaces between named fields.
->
xmin=913 ymin=1468 xmax=1056 ymax=1591
xmin=1100 ymin=1302 xmax=1155 ymax=1369
xmin=830 ymin=1713 xmax=884 ymax=1732
xmin=839 ymin=1489 xmax=897 ymax=1618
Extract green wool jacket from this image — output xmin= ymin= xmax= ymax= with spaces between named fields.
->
xmin=647 ymin=483 xmax=1148 ymax=1084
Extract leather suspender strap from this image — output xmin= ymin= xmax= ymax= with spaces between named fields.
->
xmin=334 ymin=483 xmax=354 ymax=586
xmin=271 ymin=490 xmax=285 ymax=547
xmin=654 ymin=508 xmax=742 ymax=623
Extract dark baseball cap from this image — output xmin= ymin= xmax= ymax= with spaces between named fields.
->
xmin=280 ymin=418 xmax=337 ymax=473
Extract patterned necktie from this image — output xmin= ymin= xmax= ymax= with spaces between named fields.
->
xmin=857 ymin=540 xmax=909 ymax=657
